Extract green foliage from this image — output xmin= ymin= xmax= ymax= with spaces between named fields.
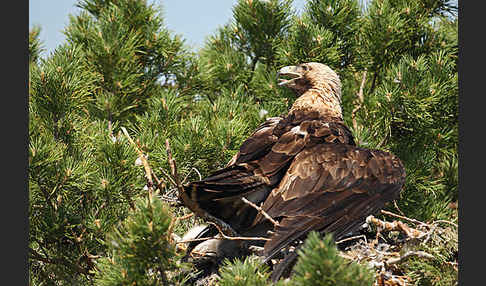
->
xmin=29 ymin=44 xmax=98 ymax=144
xmin=130 ymin=88 xmax=266 ymax=180
xmin=360 ymin=49 xmax=458 ymax=221
xmin=291 ymin=232 xmax=374 ymax=286
xmin=233 ymin=0 xmax=293 ymax=68
xmin=295 ymin=0 xmax=360 ymax=68
xmin=277 ymin=16 xmax=343 ymax=69
xmin=93 ymin=196 xmax=188 ymax=285
xmin=217 ymin=256 xmax=271 ymax=286
xmin=197 ymin=24 xmax=254 ymax=98
xmin=29 ymin=26 xmax=44 ymax=64
xmin=64 ymin=0 xmax=191 ymax=123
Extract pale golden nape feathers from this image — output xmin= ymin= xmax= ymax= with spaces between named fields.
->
xmin=278 ymin=62 xmax=343 ymax=119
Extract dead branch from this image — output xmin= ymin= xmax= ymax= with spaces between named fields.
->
xmin=241 ymin=197 xmax=280 ymax=227
xmin=393 ymin=200 xmax=405 ymax=216
xmin=380 ymin=210 xmax=429 ymax=227
xmin=352 ymin=69 xmax=367 ymax=133
xmin=183 ymin=167 xmax=203 ymax=184
xmin=336 ymin=234 xmax=368 ymax=245
xmin=165 ymin=139 xmax=184 ymax=196
xmin=432 ymin=219 xmax=458 ymax=228
xmin=366 ymin=215 xmax=426 ymax=239
xmin=385 ymin=251 xmax=435 ymax=266
xmin=176 ymin=236 xmax=219 ymax=245
xmin=159 ymin=167 xmax=178 ymax=187
xmin=168 ymin=213 xmax=194 ymax=243
xmin=121 ymin=127 xmax=164 ymax=197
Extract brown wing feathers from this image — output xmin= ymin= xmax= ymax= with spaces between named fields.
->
xmin=259 ymin=144 xmax=405 ymax=259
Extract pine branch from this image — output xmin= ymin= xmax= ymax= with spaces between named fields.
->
xmin=29 ymin=247 xmax=93 ymax=276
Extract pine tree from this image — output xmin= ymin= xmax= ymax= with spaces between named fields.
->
xmin=217 ymin=256 xmax=271 ymax=286
xmin=29 ymin=0 xmax=193 ymax=284
xmin=291 ymin=232 xmax=374 ymax=286
xmin=29 ymin=26 xmax=44 ymax=64
xmin=64 ymin=0 xmax=195 ymax=124
xmin=93 ymin=195 xmax=188 ymax=285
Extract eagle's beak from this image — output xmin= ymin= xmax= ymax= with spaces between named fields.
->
xmin=277 ymin=65 xmax=303 ymax=86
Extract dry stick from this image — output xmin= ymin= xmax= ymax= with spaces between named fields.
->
xmin=151 ymin=171 xmax=165 ymax=193
xmin=367 ymin=215 xmax=426 ymax=239
xmin=159 ymin=167 xmax=178 ymax=187
xmin=336 ymin=234 xmax=368 ymax=245
xmin=393 ymin=200 xmax=406 ymax=216
xmin=351 ymin=69 xmax=367 ymax=135
xmin=175 ymin=236 xmax=218 ymax=245
xmin=182 ymin=167 xmax=203 ymax=184
xmin=121 ymin=127 xmax=164 ymax=198
xmin=165 ymin=139 xmax=184 ymax=195
xmin=432 ymin=219 xmax=458 ymax=228
xmin=385 ymin=251 xmax=435 ymax=266
xmin=167 ymin=213 xmax=194 ymax=243
xmin=241 ymin=197 xmax=280 ymax=227
xmin=380 ymin=210 xmax=429 ymax=227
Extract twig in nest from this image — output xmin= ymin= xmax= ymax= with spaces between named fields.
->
xmin=366 ymin=215 xmax=426 ymax=239
xmin=336 ymin=234 xmax=367 ymax=245
xmin=241 ymin=197 xmax=280 ymax=227
xmin=167 ymin=213 xmax=194 ymax=243
xmin=249 ymin=245 xmax=264 ymax=255
xmin=393 ymin=200 xmax=405 ymax=216
xmin=380 ymin=210 xmax=429 ymax=227
xmin=432 ymin=219 xmax=458 ymax=228
xmin=208 ymin=222 xmax=270 ymax=242
xmin=176 ymin=236 xmax=218 ymax=245
xmin=385 ymin=251 xmax=435 ymax=266
xmin=175 ymin=228 xmax=271 ymax=245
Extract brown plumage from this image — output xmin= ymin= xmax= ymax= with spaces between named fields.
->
xmin=181 ymin=62 xmax=406 ymax=280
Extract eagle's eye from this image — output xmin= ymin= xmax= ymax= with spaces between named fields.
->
xmin=301 ymin=65 xmax=309 ymax=71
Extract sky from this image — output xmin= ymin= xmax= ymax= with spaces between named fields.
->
xmin=29 ymin=0 xmax=457 ymax=58
xmin=29 ymin=0 xmax=308 ymax=58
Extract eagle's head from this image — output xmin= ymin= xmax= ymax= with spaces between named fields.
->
xmin=277 ymin=62 xmax=341 ymax=101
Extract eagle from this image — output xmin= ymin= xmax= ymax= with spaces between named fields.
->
xmin=180 ymin=62 xmax=406 ymax=280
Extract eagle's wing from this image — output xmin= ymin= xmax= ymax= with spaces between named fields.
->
xmin=226 ymin=116 xmax=282 ymax=166
xmin=257 ymin=143 xmax=406 ymax=260
xmin=183 ymin=116 xmax=284 ymax=229
xmin=183 ymin=116 xmax=354 ymax=230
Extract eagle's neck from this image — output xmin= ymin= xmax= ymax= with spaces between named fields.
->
xmin=290 ymin=88 xmax=342 ymax=119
